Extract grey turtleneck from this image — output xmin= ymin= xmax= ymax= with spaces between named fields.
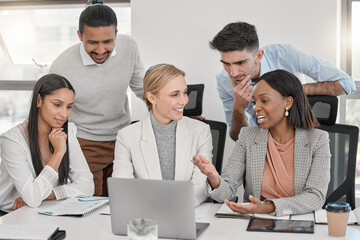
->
xmin=150 ymin=112 xmax=177 ymax=180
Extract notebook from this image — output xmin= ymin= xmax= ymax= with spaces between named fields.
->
xmin=314 ymin=207 xmax=360 ymax=225
xmin=38 ymin=197 xmax=109 ymax=217
xmin=107 ymin=178 xmax=209 ymax=239
xmin=0 ymin=224 xmax=64 ymax=240
xmin=215 ymin=202 xmax=290 ymax=220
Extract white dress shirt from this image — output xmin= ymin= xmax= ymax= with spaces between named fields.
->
xmin=0 ymin=121 xmax=94 ymax=212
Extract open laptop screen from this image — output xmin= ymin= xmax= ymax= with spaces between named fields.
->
xmin=108 ymin=178 xmax=208 ymax=239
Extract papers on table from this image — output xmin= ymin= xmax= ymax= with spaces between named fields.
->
xmin=215 ymin=202 xmax=290 ymax=220
xmin=314 ymin=207 xmax=360 ymax=225
xmin=38 ymin=197 xmax=109 ymax=217
xmin=100 ymin=205 xmax=110 ymax=215
xmin=0 ymin=224 xmax=61 ymax=240
xmin=196 ymin=203 xmax=214 ymax=220
xmin=290 ymin=212 xmax=314 ymax=221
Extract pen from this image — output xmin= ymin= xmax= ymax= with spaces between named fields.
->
xmin=77 ymin=197 xmax=109 ymax=202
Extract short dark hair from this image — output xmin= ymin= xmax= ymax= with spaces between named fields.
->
xmin=28 ymin=74 xmax=75 ymax=185
xmin=79 ymin=0 xmax=117 ymax=35
xmin=256 ymin=70 xmax=319 ymax=129
xmin=209 ymin=21 xmax=259 ymax=53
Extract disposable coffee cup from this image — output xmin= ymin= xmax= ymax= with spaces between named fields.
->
xmin=325 ymin=202 xmax=351 ymax=237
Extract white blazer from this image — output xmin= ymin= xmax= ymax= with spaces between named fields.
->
xmin=112 ymin=114 xmax=213 ymax=206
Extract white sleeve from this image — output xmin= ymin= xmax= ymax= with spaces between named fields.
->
xmin=0 ymin=135 xmax=57 ymax=208
xmin=112 ymin=129 xmax=136 ymax=178
xmin=191 ymin=123 xmax=213 ymax=206
xmin=129 ymin=40 xmax=145 ymax=99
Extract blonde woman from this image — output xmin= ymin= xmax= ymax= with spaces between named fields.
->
xmin=112 ymin=64 xmax=212 ymax=206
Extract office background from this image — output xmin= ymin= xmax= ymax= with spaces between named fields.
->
xmin=130 ymin=0 xmax=343 ymax=166
xmin=0 ymin=0 xmax=359 ymax=202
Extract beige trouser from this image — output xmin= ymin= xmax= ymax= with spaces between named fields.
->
xmin=77 ymin=138 xmax=115 ymax=196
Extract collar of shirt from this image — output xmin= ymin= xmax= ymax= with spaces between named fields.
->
xmin=79 ymin=42 xmax=117 ymax=66
xmin=259 ymin=50 xmax=271 ymax=77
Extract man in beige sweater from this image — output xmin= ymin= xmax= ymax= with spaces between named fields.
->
xmin=50 ymin=1 xmax=144 ymax=196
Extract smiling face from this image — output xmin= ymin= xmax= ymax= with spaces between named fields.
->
xmin=148 ymin=74 xmax=189 ymax=125
xmin=77 ymin=25 xmax=117 ymax=64
xmin=220 ymin=49 xmax=263 ymax=86
xmin=252 ymin=80 xmax=293 ymax=130
xmin=37 ymin=88 xmax=74 ymax=129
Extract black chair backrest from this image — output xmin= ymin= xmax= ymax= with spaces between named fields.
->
xmin=202 ymin=119 xmax=227 ymax=174
xmin=308 ymin=95 xmax=358 ymax=209
xmin=201 ymin=119 xmax=228 ymax=203
xmin=182 ymin=84 xmax=226 ymax=173
xmin=318 ymin=124 xmax=358 ymax=209
xmin=307 ymin=95 xmax=338 ymax=125
xmin=183 ymin=84 xmax=204 ymax=117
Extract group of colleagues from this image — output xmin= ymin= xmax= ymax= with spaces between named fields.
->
xmin=0 ymin=0 xmax=355 ymax=217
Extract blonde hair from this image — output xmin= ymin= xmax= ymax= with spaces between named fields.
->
xmin=142 ymin=64 xmax=185 ymax=111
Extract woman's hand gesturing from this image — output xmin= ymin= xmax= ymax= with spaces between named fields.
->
xmin=192 ymin=155 xmax=220 ymax=189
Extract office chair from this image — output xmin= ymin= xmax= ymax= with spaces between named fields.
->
xmin=307 ymin=95 xmax=359 ymax=209
xmin=183 ymin=83 xmax=227 ymax=173
xmin=183 ymin=83 xmax=231 ymax=202
xmin=308 ymin=95 xmax=338 ymax=125
xmin=202 ymin=119 xmax=237 ymax=203
xmin=202 ymin=119 xmax=227 ymax=174
xmin=183 ymin=84 xmax=204 ymax=117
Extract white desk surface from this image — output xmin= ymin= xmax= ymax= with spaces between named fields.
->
xmin=1 ymin=200 xmax=359 ymax=240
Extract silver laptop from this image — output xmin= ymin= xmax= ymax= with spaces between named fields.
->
xmin=107 ymin=178 xmax=209 ymax=239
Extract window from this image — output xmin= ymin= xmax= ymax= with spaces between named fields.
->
xmin=0 ymin=90 xmax=32 ymax=134
xmin=0 ymin=4 xmax=130 ymax=78
xmin=340 ymin=0 xmax=360 ymax=185
xmin=351 ymin=1 xmax=360 ymax=80
xmin=345 ymin=97 xmax=360 ymax=184
xmin=343 ymin=92 xmax=360 ymax=185
xmin=348 ymin=1 xmax=360 ymax=184
xmin=0 ymin=2 xmax=130 ymax=135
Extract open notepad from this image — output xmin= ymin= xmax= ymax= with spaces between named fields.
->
xmin=314 ymin=207 xmax=360 ymax=225
xmin=39 ymin=197 xmax=109 ymax=217
xmin=215 ymin=202 xmax=290 ymax=220
xmin=0 ymin=224 xmax=62 ymax=240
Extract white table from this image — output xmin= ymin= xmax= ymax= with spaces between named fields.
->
xmin=1 ymin=201 xmax=359 ymax=239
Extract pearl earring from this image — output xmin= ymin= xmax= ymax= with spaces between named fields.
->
xmin=285 ymin=108 xmax=289 ymax=117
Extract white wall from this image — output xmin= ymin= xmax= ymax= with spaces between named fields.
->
xmin=131 ymin=0 xmax=339 ymax=167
